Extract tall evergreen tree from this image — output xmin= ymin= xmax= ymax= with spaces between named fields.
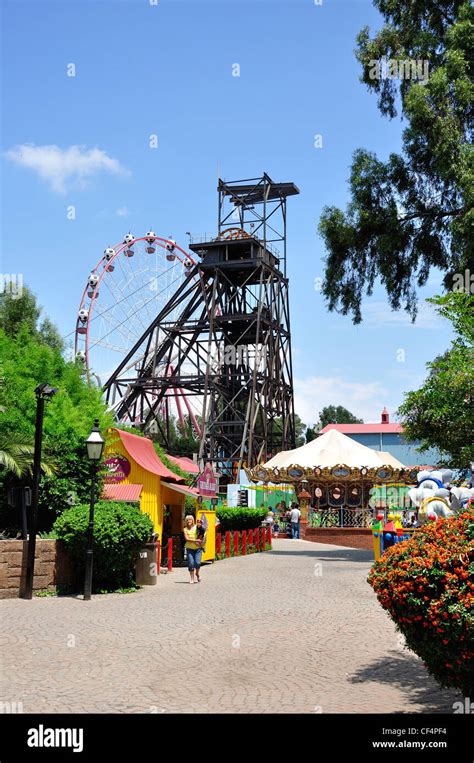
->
xmin=319 ymin=1 xmax=473 ymax=323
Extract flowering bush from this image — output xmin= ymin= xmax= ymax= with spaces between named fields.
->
xmin=368 ymin=508 xmax=474 ymax=695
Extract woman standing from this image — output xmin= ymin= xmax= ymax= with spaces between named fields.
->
xmin=183 ymin=515 xmax=203 ymax=583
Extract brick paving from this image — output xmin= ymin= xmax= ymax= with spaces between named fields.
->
xmin=0 ymin=539 xmax=460 ymax=713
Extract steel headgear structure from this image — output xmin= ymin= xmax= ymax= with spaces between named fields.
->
xmin=80 ymin=174 xmax=299 ymax=483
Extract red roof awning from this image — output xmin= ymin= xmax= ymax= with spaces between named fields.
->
xmin=166 ymin=455 xmax=200 ymax=474
xmin=320 ymin=423 xmax=403 ymax=434
xmin=103 ymin=483 xmax=143 ymax=502
xmin=110 ymin=429 xmax=185 ymax=483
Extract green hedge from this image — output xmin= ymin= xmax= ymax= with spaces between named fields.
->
xmin=53 ymin=500 xmax=153 ymax=592
xmin=216 ymin=506 xmax=268 ymax=532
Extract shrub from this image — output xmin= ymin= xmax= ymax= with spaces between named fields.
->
xmin=368 ymin=508 xmax=474 ymax=695
xmin=216 ymin=506 xmax=267 ymax=532
xmin=53 ymin=501 xmax=154 ymax=592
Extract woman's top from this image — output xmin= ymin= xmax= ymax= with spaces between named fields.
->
xmin=184 ymin=525 xmax=200 ymax=550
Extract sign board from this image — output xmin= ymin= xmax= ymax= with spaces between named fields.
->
xmin=104 ymin=454 xmax=131 ymax=483
xmin=197 ymin=464 xmax=217 ymax=497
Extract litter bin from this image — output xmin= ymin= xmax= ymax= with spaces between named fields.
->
xmin=135 ymin=534 xmax=158 ymax=586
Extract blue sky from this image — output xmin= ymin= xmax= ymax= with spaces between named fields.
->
xmin=1 ymin=0 xmax=453 ymax=426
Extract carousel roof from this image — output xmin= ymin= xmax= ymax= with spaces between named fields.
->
xmin=378 ymin=450 xmax=406 ymax=469
xmin=263 ymin=429 xmax=406 ymax=470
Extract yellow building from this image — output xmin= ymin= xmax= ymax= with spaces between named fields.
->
xmin=102 ymin=428 xmax=197 ymax=542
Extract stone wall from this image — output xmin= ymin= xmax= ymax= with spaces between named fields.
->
xmin=0 ymin=539 xmax=72 ymax=599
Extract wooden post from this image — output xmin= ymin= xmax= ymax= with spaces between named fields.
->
xmin=267 ymin=526 xmax=272 ymax=548
xmin=157 ymin=539 xmax=161 ymax=575
xmin=216 ymin=533 xmax=221 ymax=557
xmin=233 ymin=531 xmax=239 ymax=556
xmin=225 ymin=531 xmax=231 ymax=558
xmin=248 ymin=528 xmax=253 ymax=548
xmin=242 ymin=530 xmax=247 ymax=555
xmin=167 ymin=537 xmax=173 ymax=572
xmin=261 ymin=527 xmax=265 ymax=551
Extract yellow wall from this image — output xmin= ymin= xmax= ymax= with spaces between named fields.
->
xmin=196 ymin=508 xmax=216 ymax=562
xmin=104 ymin=431 xmax=184 ymax=540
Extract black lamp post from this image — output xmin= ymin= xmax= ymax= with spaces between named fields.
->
xmin=83 ymin=419 xmax=105 ymax=601
xmin=23 ymin=383 xmax=58 ymax=600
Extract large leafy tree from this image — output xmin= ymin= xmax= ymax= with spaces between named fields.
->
xmin=306 ymin=405 xmax=363 ymax=441
xmin=319 ymin=1 xmax=473 ymax=322
xmin=149 ymin=412 xmax=200 ymax=458
xmin=318 ymin=405 xmax=364 ymax=429
xmin=0 ymin=288 xmax=114 ymax=531
xmin=0 ymin=285 xmax=64 ymax=350
xmin=397 ymin=293 xmax=473 ymax=469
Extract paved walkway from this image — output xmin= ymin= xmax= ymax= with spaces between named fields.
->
xmin=0 ymin=539 xmax=460 ymax=713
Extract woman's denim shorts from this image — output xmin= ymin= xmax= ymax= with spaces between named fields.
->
xmin=187 ymin=547 xmax=203 ymax=571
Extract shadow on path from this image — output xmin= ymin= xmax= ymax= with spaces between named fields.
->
xmin=270 ymin=547 xmax=375 ymax=564
xmin=350 ymin=651 xmax=460 ymax=713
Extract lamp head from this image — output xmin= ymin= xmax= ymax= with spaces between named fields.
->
xmin=35 ymin=382 xmax=59 ymax=398
xmin=85 ymin=418 xmax=105 ymax=461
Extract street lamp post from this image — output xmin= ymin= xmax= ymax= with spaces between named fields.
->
xmin=23 ymin=383 xmax=58 ymax=600
xmin=83 ymin=419 xmax=105 ymax=601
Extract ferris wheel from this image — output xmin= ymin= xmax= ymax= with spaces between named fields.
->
xmin=74 ymin=232 xmax=202 ymax=435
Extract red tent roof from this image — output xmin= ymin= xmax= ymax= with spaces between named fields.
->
xmin=111 ymin=429 xmax=185 ymax=483
xmin=103 ymin=483 xmax=143 ymax=502
xmin=166 ymin=454 xmax=200 ymax=474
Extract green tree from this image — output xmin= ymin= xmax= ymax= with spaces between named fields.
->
xmin=397 ymin=293 xmax=474 ymax=470
xmin=268 ymin=413 xmax=306 ymax=448
xmin=149 ymin=412 xmax=200 ymax=458
xmin=319 ymin=1 xmax=473 ymax=323
xmin=0 ymin=285 xmax=64 ymax=350
xmin=0 ymin=291 xmax=114 ymax=530
xmin=38 ymin=317 xmax=64 ymax=352
xmin=317 ymin=405 xmax=364 ymax=430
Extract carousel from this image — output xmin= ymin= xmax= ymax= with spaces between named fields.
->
xmin=245 ymin=429 xmax=418 ymax=528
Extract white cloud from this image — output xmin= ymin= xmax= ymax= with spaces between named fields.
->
xmin=116 ymin=206 xmax=130 ymax=217
xmin=4 ymin=143 xmax=130 ymax=193
xmin=361 ymin=300 xmax=442 ymax=329
xmin=294 ymin=375 xmax=389 ymax=426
